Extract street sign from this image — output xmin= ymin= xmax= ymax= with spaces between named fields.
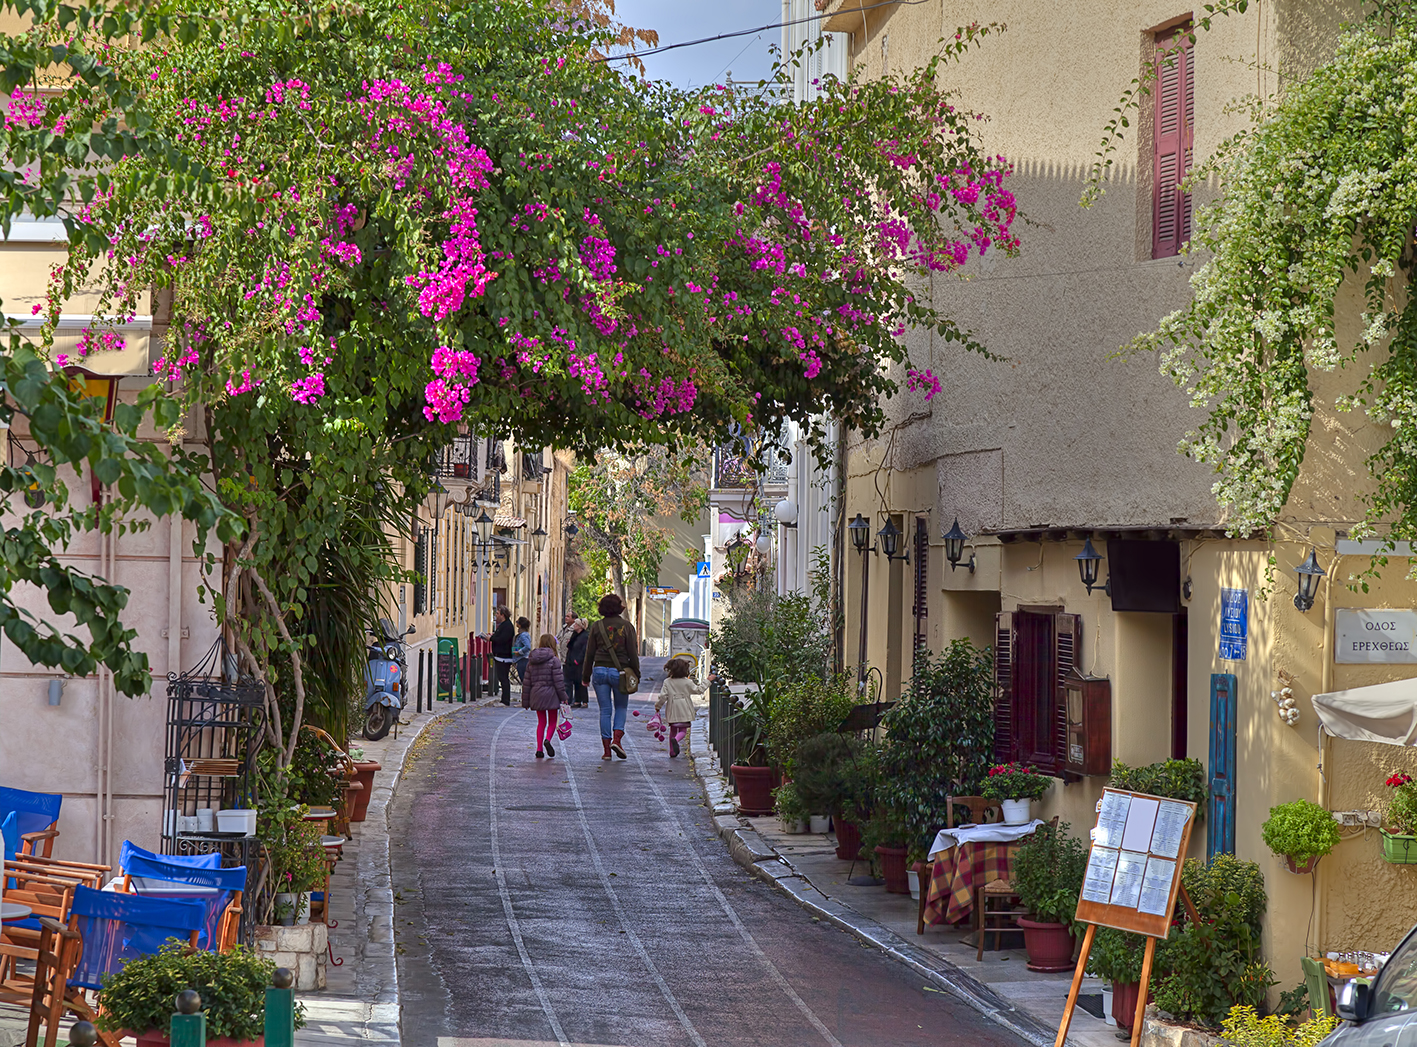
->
xmin=648 ymin=587 xmax=682 ymax=599
xmin=695 ymin=561 xmax=711 ymax=578
xmin=1218 ymin=587 xmax=1248 ymax=661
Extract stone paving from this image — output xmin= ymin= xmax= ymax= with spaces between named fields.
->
xmin=689 ymin=708 xmax=1123 ymax=1047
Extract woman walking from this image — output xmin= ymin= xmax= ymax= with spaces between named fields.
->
xmin=520 ymin=634 xmax=569 ymax=758
xmin=582 ymin=594 xmax=640 ymax=760
xmin=512 ymin=616 xmax=533 ymax=681
xmin=564 ymin=618 xmax=590 ymax=708
xmin=489 ymin=606 xmax=514 ymax=706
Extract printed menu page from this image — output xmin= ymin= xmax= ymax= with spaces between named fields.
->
xmin=1108 ymin=850 xmax=1148 ymax=909
xmin=1120 ymin=796 xmax=1160 ymax=853
xmin=1095 ymin=791 xmax=1130 ymax=849
xmin=1149 ymin=801 xmax=1191 ymax=859
xmin=1082 ymin=847 xmax=1119 ymax=904
xmin=1138 ymin=856 xmax=1177 ymax=916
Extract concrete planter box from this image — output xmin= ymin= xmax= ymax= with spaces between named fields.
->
xmin=254 ymin=922 xmax=328 ymax=991
xmin=1140 ymin=1014 xmax=1222 ymax=1047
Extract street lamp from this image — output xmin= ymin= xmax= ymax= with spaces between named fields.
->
xmin=423 ymin=481 xmax=448 ymax=525
xmin=942 ymin=517 xmax=976 ymax=573
xmin=848 ymin=513 xmax=871 ymax=553
xmin=565 ymin=520 xmax=580 ymax=540
xmin=725 ymin=532 xmax=752 ymax=577
xmin=878 ymin=518 xmax=908 ymax=563
xmin=1075 ymin=537 xmax=1109 ymax=596
xmin=474 ymin=509 xmax=494 ymax=545
xmin=531 ymin=526 xmax=548 ymax=555
xmin=1294 ymin=548 xmax=1326 ymax=612
xmin=848 ymin=512 xmax=874 ymax=697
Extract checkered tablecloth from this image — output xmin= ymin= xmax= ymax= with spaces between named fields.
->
xmin=922 ymin=840 xmax=1018 ymax=927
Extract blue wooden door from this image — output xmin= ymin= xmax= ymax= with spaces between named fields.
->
xmin=1208 ymin=673 xmax=1237 ymax=859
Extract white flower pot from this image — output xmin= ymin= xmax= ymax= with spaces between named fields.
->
xmin=296 ymin=892 xmax=312 ymax=926
xmin=908 ymin=869 xmax=921 ymax=900
xmin=274 ymin=892 xmax=298 ymax=927
xmin=779 ymin=818 xmax=807 ymax=834
xmin=1101 ymin=985 xmax=1115 ymax=1026
xmin=1001 ymin=797 xmax=1032 ymax=825
xmin=809 ymin=815 xmax=831 ymax=834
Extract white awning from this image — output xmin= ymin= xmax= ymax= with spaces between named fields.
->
xmin=1312 ymin=676 xmax=1417 ymax=746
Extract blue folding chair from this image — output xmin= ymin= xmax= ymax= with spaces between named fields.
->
xmin=119 ymin=852 xmax=246 ymax=952
xmin=119 ymin=840 xmax=221 ymax=872
xmin=1 ymin=811 xmax=16 ymax=864
xmin=0 ymin=787 xmax=62 ymax=858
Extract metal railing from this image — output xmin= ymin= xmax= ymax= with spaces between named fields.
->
xmin=707 ymin=679 xmax=747 ymax=778
xmin=68 ymin=969 xmax=298 ymax=1047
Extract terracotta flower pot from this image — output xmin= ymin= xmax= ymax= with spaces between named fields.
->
xmin=136 ymin=1031 xmax=264 ymax=1047
xmin=1284 ymin=854 xmax=1321 ymax=875
xmin=834 ymin=819 xmax=863 ymax=860
xmin=1018 ymin=916 xmax=1076 ymax=972
xmin=874 ymin=844 xmax=910 ymax=894
xmin=730 ymin=765 xmax=775 ymax=816
xmin=349 ymin=761 xmax=381 ymax=822
xmin=1111 ymin=980 xmax=1140 ymax=1029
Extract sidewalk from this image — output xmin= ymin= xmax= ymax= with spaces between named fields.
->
xmin=689 ymin=709 xmax=1121 ymax=1047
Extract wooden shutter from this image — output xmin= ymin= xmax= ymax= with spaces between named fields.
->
xmin=993 ymin=611 xmax=1016 ymax=763
xmin=1152 ymin=28 xmax=1194 ymax=259
xmin=428 ymin=522 xmax=438 ymax=617
xmin=912 ymin=516 xmax=929 ymax=667
xmin=1053 ymin=613 xmax=1080 ymax=778
xmin=413 ymin=531 xmax=428 ymax=615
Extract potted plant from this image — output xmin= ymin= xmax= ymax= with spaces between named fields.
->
xmin=1012 ymin=820 xmax=1088 ymax=971
xmin=864 ymin=806 xmax=911 ymax=894
xmin=96 ymin=942 xmax=305 ymax=1045
xmin=907 ymin=841 xmax=931 ymax=902
xmin=774 ymin=782 xmax=809 ymax=834
xmin=728 ymin=682 xmax=776 ymax=815
xmin=1381 ymin=772 xmax=1417 ymax=863
xmin=792 ymin=732 xmax=870 ymax=857
xmin=1088 ymin=927 xmax=1146 ymax=1030
xmin=1261 ymin=799 xmax=1340 ymax=873
xmin=348 ymin=747 xmax=381 ymax=824
xmin=259 ymin=806 xmax=328 ymax=926
xmin=981 ymin=762 xmax=1052 ymax=824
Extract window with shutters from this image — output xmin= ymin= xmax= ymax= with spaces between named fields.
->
xmin=428 ymin=521 xmax=438 ymax=619
xmin=1152 ymin=25 xmax=1194 ymax=259
xmin=911 ymin=516 xmax=929 ymax=667
xmin=993 ymin=609 xmax=1079 ymax=776
xmin=413 ymin=530 xmax=428 ymax=615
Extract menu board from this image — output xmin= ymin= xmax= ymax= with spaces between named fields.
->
xmin=1075 ymin=788 xmax=1197 ymax=939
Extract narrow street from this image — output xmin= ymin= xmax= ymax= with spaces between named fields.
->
xmin=390 ymin=664 xmax=1028 ymax=1047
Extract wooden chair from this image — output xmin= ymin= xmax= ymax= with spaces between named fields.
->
xmin=1302 ymin=956 xmax=1334 ymax=1019
xmin=0 ymin=871 xmax=81 ymax=1004
xmin=24 ymin=916 xmax=82 ymax=1047
xmin=916 ymin=796 xmax=1002 ymax=935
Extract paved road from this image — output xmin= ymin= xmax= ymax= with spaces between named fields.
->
xmin=391 ymin=665 xmax=1028 ymax=1047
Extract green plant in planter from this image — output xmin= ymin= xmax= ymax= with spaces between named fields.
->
xmin=97 ymin=943 xmax=306 ymax=1041
xmin=1220 ymin=1005 xmax=1336 ymax=1047
xmin=766 ymin=673 xmax=858 ymax=778
xmin=980 ymin=762 xmax=1052 ymax=801
xmin=256 ymin=729 xmax=344 ymax=811
xmin=258 ymin=805 xmax=329 ymax=912
xmin=727 ymin=677 xmax=780 ymax=768
xmin=1011 ymin=820 xmax=1088 ymax=927
xmin=1108 ymin=758 xmax=1208 ymax=806
xmin=1088 ymin=927 xmax=1147 ymax=984
xmin=1384 ymin=772 xmax=1417 ymax=834
xmin=791 ymin=732 xmax=859 ymax=818
xmin=773 ymin=782 xmax=810 ymax=823
xmin=1261 ymin=799 xmax=1341 ymax=866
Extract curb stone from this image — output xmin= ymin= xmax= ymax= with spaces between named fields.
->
xmin=688 ymin=711 xmax=1059 ymax=1047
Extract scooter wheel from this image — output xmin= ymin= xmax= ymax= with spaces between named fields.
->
xmin=363 ymin=705 xmax=392 ymax=741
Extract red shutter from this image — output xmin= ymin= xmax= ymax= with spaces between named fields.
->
xmin=1153 ymin=29 xmax=1194 ymax=259
xmin=994 ymin=611 xmax=1016 ymax=763
xmin=1054 ymin=613 xmax=1080 ymax=778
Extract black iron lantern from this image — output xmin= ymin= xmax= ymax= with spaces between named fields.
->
xmin=878 ymin=519 xmax=908 ymax=563
xmin=423 ymin=481 xmax=448 ymax=525
xmin=1075 ymin=537 xmax=1108 ymax=595
xmin=1294 ymin=548 xmax=1326 ymax=612
xmin=565 ymin=520 xmax=580 ymax=540
xmin=942 ymin=517 xmax=976 ymax=573
xmin=848 ymin=513 xmax=871 ymax=553
xmin=725 ymin=532 xmax=752 ymax=576
xmin=531 ymin=526 xmax=548 ymax=554
xmin=474 ymin=509 xmax=494 ymax=545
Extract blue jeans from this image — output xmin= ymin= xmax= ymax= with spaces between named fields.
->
xmin=591 ymin=666 xmax=628 ymax=738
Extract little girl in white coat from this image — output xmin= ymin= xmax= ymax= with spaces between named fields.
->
xmin=655 ymin=658 xmax=706 ymax=758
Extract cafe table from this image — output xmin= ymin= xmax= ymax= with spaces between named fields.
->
xmin=920 ymin=820 xmax=1044 ymax=929
xmin=0 ymin=901 xmax=32 ymax=923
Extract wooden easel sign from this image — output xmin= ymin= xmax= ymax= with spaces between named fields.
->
xmin=1053 ymin=789 xmax=1199 ymax=1047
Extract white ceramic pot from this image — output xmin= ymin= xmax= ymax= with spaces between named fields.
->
xmin=907 ymin=869 xmax=921 ymax=900
xmin=809 ymin=815 xmax=831 ymax=834
xmin=1001 ymin=798 xmax=1032 ymax=826
xmin=215 ymin=809 xmax=257 ymax=836
xmin=296 ymin=892 xmax=312 ymax=926
xmin=779 ymin=818 xmax=807 ymax=834
xmin=274 ymin=892 xmax=298 ymax=927
xmin=1101 ymin=985 xmax=1115 ymax=1027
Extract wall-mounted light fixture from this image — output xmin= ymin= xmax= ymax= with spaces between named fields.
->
xmin=774 ymin=498 xmax=798 ymax=529
xmin=848 ymin=513 xmax=872 ymax=554
xmin=941 ymin=517 xmax=976 ymax=574
xmin=47 ymin=678 xmax=64 ymax=706
xmin=423 ymin=481 xmax=449 ymax=525
xmin=531 ymin=527 xmax=548 ymax=555
xmin=725 ymin=532 xmax=752 ymax=577
xmin=754 ymin=533 xmax=772 ymax=557
xmin=877 ymin=518 xmax=908 ymax=563
xmin=1294 ymin=548 xmax=1326 ymax=612
xmin=1075 ymin=537 xmax=1110 ymax=596
xmin=565 ymin=520 xmax=580 ymax=540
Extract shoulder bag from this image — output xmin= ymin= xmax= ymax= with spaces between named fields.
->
xmin=595 ymin=621 xmax=639 ymax=695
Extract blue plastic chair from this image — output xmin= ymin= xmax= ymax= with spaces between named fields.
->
xmin=0 ymin=786 xmax=62 ymax=857
xmin=120 ymin=851 xmax=246 ymax=951
xmin=1 ymin=810 xmax=16 ymax=863
xmin=119 ymin=840 xmax=221 ymax=872
xmin=67 ymin=884 xmax=205 ymax=990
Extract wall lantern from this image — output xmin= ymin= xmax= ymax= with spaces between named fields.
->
xmin=775 ymin=498 xmax=798 ymax=528
xmin=848 ymin=513 xmax=871 ymax=554
xmin=65 ymin=367 xmax=119 ymax=424
xmin=1294 ymin=548 xmax=1326 ymax=612
xmin=474 ymin=508 xmax=494 ymax=545
xmin=725 ymin=532 xmax=752 ymax=576
xmin=878 ymin=518 xmax=908 ymax=563
xmin=755 ymin=533 xmax=772 ymax=556
xmin=565 ymin=520 xmax=580 ymax=540
xmin=941 ymin=517 xmax=976 ymax=574
xmin=531 ymin=526 xmax=548 ymax=555
xmin=1075 ymin=537 xmax=1110 ymax=596
xmin=423 ymin=481 xmax=449 ymax=525
xmin=47 ymin=678 xmax=64 ymax=707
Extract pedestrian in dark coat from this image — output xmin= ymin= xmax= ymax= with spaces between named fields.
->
xmin=564 ymin=619 xmax=590 ymax=707
xmin=521 ymin=634 xmax=569 ymax=758
xmin=489 ymin=607 xmax=515 ymax=705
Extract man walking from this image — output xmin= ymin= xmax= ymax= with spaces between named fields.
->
xmin=556 ymin=610 xmax=576 ymax=659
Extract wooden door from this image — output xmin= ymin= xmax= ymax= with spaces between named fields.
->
xmin=1208 ymin=672 xmax=1237 ymax=859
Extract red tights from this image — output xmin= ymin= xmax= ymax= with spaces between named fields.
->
xmin=536 ymin=709 xmax=559 ymax=748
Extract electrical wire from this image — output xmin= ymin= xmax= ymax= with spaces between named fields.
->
xmin=591 ymin=0 xmax=939 ymax=64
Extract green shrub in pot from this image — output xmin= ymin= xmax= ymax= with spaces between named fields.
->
xmin=1088 ymin=927 xmax=1147 ymax=984
xmin=1107 ymin=758 xmax=1208 ymax=806
xmin=792 ymin=732 xmax=865 ymax=820
xmin=1260 ymin=799 xmax=1340 ymax=867
xmin=773 ymin=781 xmax=810 ymax=823
xmin=97 ymin=942 xmax=305 ymax=1042
xmin=1011 ymin=820 xmax=1088 ymax=927
xmin=766 ymin=673 xmax=857 ymax=778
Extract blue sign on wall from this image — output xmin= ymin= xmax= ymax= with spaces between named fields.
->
xmin=696 ymin=560 xmax=711 ymax=578
xmin=1219 ymin=587 xmax=1248 ymax=661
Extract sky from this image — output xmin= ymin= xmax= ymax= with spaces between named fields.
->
xmin=607 ymin=0 xmax=778 ymax=90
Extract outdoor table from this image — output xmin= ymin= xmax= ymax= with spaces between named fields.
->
xmin=922 ymin=820 xmax=1044 ymax=928
xmin=0 ymin=901 xmax=32 ymax=922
